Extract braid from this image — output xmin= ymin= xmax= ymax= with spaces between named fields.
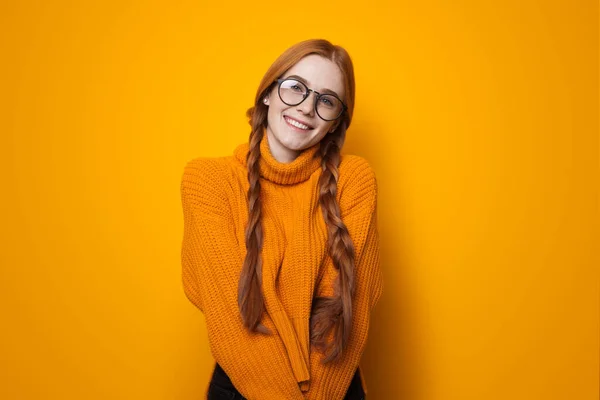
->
xmin=237 ymin=105 xmax=271 ymax=334
xmin=310 ymin=123 xmax=357 ymax=363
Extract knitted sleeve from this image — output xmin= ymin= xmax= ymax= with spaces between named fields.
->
xmin=308 ymin=156 xmax=384 ymax=400
xmin=180 ymin=158 xmax=305 ymax=400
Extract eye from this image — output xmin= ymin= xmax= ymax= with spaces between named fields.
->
xmin=282 ymin=79 xmax=305 ymax=93
xmin=320 ymin=97 xmax=333 ymax=106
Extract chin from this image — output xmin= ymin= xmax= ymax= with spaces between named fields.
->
xmin=276 ymin=134 xmax=306 ymax=150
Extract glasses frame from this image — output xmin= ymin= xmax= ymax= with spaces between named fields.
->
xmin=274 ymin=78 xmax=347 ymax=121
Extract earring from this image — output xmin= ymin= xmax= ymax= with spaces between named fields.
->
xmin=263 ymin=98 xmax=268 ymax=104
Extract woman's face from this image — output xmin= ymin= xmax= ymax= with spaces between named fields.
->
xmin=263 ymin=54 xmax=345 ymax=163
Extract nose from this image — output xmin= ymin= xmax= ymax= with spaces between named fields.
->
xmin=297 ymin=90 xmax=317 ymax=116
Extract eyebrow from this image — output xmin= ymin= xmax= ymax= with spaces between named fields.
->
xmin=285 ymin=75 xmax=342 ymax=98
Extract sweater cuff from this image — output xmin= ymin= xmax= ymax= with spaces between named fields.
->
xmin=270 ymin=310 xmax=311 ymax=390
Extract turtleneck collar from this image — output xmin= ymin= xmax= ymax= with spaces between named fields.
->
xmin=233 ymin=128 xmax=322 ymax=185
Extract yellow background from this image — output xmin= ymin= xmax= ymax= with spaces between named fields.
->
xmin=1 ymin=1 xmax=598 ymax=399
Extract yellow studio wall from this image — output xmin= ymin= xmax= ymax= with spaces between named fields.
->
xmin=1 ymin=1 xmax=597 ymax=399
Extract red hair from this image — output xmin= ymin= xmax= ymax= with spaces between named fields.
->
xmin=239 ymin=38 xmax=356 ymax=364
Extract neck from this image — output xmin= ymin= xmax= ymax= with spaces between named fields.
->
xmin=232 ymin=127 xmax=322 ymax=186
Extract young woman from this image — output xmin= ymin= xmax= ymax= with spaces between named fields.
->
xmin=181 ymin=38 xmax=384 ymax=400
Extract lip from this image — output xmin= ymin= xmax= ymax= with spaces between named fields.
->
xmin=284 ymin=115 xmax=314 ymax=130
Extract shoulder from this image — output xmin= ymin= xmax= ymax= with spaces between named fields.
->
xmin=180 ymin=156 xmax=234 ymax=210
xmin=337 ymin=154 xmax=378 ymax=212
xmin=181 ymin=156 xmax=230 ymax=184
xmin=338 ymin=154 xmax=378 ymax=195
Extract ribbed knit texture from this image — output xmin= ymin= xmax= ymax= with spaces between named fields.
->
xmin=180 ymin=131 xmax=384 ymax=400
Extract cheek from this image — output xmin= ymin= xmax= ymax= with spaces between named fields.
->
xmin=268 ymin=101 xmax=287 ymax=118
xmin=320 ymin=121 xmax=335 ymax=133
xmin=267 ymin=104 xmax=281 ymax=123
xmin=314 ymin=124 xmax=332 ymax=139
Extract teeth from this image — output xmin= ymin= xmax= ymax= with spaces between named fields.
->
xmin=285 ymin=116 xmax=310 ymax=130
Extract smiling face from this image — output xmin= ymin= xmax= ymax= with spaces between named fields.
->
xmin=263 ymin=54 xmax=346 ymax=163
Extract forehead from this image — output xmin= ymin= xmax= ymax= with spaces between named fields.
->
xmin=283 ymin=54 xmax=345 ymax=99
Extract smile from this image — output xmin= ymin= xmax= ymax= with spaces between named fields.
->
xmin=284 ymin=116 xmax=313 ymax=131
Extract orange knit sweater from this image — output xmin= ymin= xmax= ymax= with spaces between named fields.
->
xmin=180 ymin=131 xmax=384 ymax=400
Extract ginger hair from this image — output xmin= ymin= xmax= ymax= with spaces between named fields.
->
xmin=238 ymin=38 xmax=356 ymax=364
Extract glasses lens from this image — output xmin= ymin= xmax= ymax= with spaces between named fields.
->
xmin=279 ymin=79 xmax=307 ymax=105
xmin=316 ymin=94 xmax=343 ymax=121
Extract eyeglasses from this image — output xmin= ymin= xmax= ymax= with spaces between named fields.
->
xmin=274 ymin=78 xmax=347 ymax=121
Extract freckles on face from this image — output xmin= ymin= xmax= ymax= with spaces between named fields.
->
xmin=265 ymin=54 xmax=346 ymax=152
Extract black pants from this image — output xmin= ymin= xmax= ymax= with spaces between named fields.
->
xmin=207 ymin=362 xmax=366 ymax=400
